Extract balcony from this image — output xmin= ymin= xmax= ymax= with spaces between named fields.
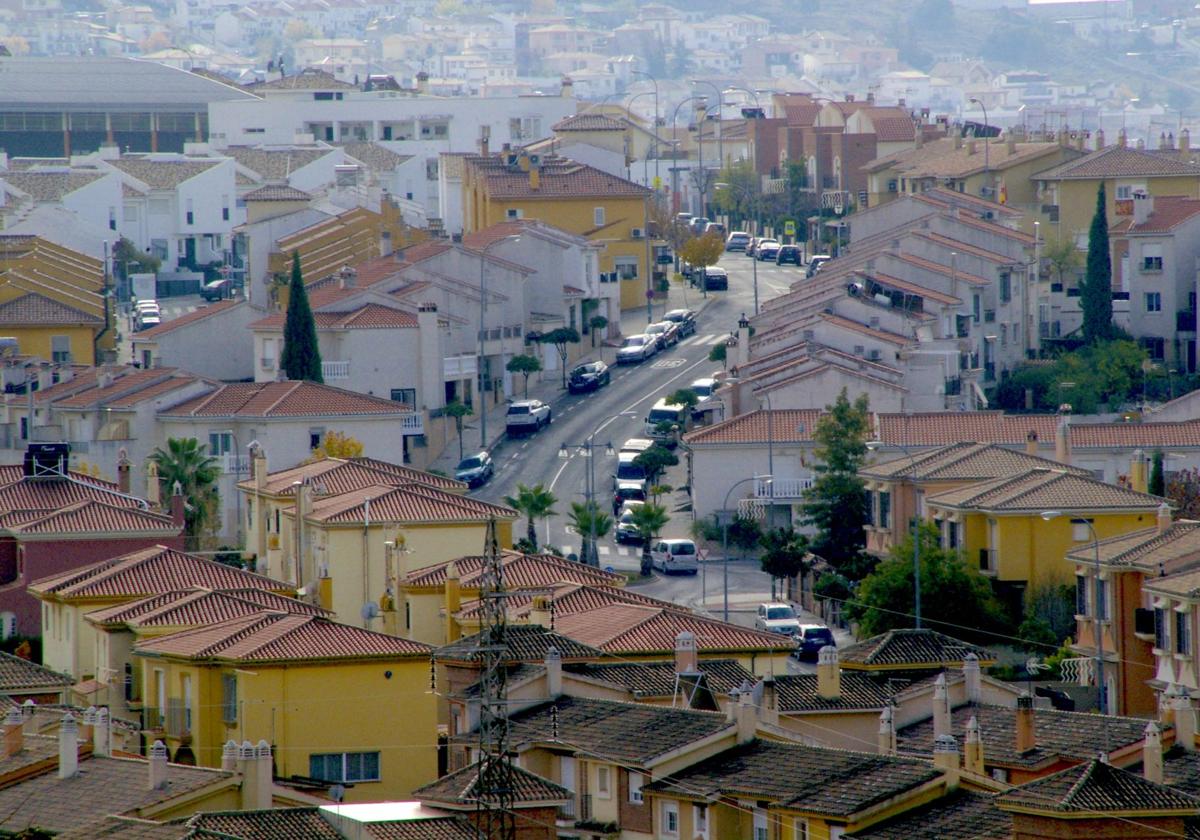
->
xmin=755 ymin=477 xmax=812 ymax=499
xmin=558 ymin=798 xmax=577 ymax=820
xmin=220 ymin=453 xmax=249 ymax=475
xmin=401 ymin=413 xmax=424 ymax=435
xmin=166 ymin=698 xmax=191 ymax=738
xmin=322 ymin=360 xmax=350 ymax=380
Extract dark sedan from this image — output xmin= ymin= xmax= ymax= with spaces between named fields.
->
xmin=568 ymin=361 xmax=611 ymax=394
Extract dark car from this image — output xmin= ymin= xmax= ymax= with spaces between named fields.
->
xmin=454 ymin=451 xmax=494 ymax=488
xmin=200 ymin=278 xmax=232 ymax=301
xmin=792 ymin=625 xmax=836 ymax=661
xmin=663 ymin=308 xmax=697 ymax=337
xmin=776 ymin=245 xmax=802 ymax=265
xmin=701 ymin=267 xmax=728 ymax=290
xmin=568 ymin=361 xmax=610 ymax=394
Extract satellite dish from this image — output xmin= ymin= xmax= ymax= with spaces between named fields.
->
xmin=360 ymin=602 xmax=380 ymax=622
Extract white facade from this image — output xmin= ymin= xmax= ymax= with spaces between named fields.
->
xmin=131 ymin=300 xmax=259 ymax=381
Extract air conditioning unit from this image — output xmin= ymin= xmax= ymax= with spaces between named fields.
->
xmin=868 ymin=349 xmax=882 ymax=361
xmin=854 ymin=345 xmax=866 ymax=357
xmin=631 ymin=228 xmax=644 ymax=239
xmin=528 ymin=153 xmax=541 ymax=166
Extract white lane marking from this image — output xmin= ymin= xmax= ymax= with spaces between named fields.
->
xmin=705 ymin=334 xmax=729 ymax=345
xmin=652 ymin=358 xmax=686 ymax=369
xmin=597 ymin=545 xmax=610 ymax=555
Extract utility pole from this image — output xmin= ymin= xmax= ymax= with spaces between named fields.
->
xmin=474 ymin=518 xmax=516 ymax=840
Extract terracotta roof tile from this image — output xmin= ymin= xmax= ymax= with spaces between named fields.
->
xmin=927 ymin=467 xmax=1165 ymax=511
xmin=51 ymin=367 xmax=191 ymax=409
xmin=1122 ymin=195 xmax=1200 ymax=233
xmin=1035 ymin=144 xmax=1200 ymax=180
xmin=0 ymin=293 xmax=102 ymax=325
xmin=894 ymin=252 xmax=991 ymax=286
xmin=242 ymin=456 xmax=466 ymax=496
xmin=0 ymin=477 xmax=145 ymax=520
xmin=683 ymin=409 xmax=821 ymax=446
xmin=249 ymin=302 xmax=418 ymax=330
xmin=159 ymin=380 xmax=413 ymax=418
xmin=555 ymin=603 xmax=795 ymax=655
xmin=819 ymin=311 xmax=911 ymax=346
xmin=563 ymin=659 xmax=754 ymax=697
xmin=405 ymin=551 xmax=621 ymax=590
xmin=839 ymin=629 xmax=995 ymax=669
xmin=7 ymin=500 xmax=177 ymax=535
xmin=997 ymin=758 xmax=1199 ymax=813
xmin=0 ymin=651 xmax=72 ymax=692
xmin=774 ymin=671 xmax=893 ymax=711
xmin=29 ymin=546 xmax=292 ymax=600
xmin=413 ymin=760 xmax=569 ymax=806
xmin=1066 ymin=522 xmax=1200 ymax=570
xmin=866 ymin=136 xmax=1066 ymax=178
xmin=181 ymin=808 xmax=343 ymax=839
xmin=861 ymin=442 xmax=1090 ymax=481
xmin=85 ymin=587 xmax=328 ymax=628
xmin=466 ymin=155 xmax=650 ymax=199
xmin=135 ymin=611 xmax=432 ymax=661
xmin=243 ymin=184 xmax=312 ymax=201
xmin=131 ymin=300 xmax=244 ymax=340
xmin=864 ymin=270 xmax=962 ymax=305
xmin=553 ymin=113 xmax=626 ymax=131
xmin=54 ymin=815 xmax=191 ymax=840
xmin=436 ymin=624 xmax=604 ymax=663
xmin=362 ymin=818 xmax=477 ymax=840
xmin=303 ymin=483 xmax=517 ymax=525
xmin=844 ymin=790 xmax=1009 ymax=840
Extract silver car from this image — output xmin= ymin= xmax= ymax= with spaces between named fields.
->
xmin=616 ymin=334 xmax=657 ymax=364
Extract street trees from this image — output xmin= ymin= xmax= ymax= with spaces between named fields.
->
xmin=506 ymin=354 xmax=542 ymax=397
xmin=801 ymin=388 xmax=872 ymax=579
xmin=443 ymin=400 xmax=472 ymax=460
xmin=1043 ymin=234 xmax=1083 ymax=289
xmin=539 ymin=327 xmax=581 ymax=389
xmin=1082 ymin=183 xmax=1114 ymax=344
xmin=1168 ymin=467 xmax=1200 ymax=518
xmin=567 ymin=500 xmax=612 ymax=566
xmin=1151 ymin=450 xmax=1166 ymax=496
xmin=631 ymin=502 xmax=670 ymax=576
xmin=759 ymin=527 xmax=810 ymax=599
xmin=634 ymin=444 xmax=678 ymax=486
xmin=280 ymin=251 xmax=323 ymax=382
xmin=150 ymin=437 xmax=220 ymax=550
xmin=849 ymin=523 xmax=1007 ymax=644
xmin=588 ymin=315 xmax=608 ymax=348
xmin=504 ymin=483 xmax=558 ymax=552
xmin=310 ymin=431 xmax=363 ymax=460
xmin=666 ymin=388 xmax=699 ymax=413
xmin=678 ymin=233 xmax=724 ymax=292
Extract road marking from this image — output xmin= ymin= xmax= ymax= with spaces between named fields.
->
xmin=652 ymin=358 xmax=686 ymax=369
xmin=562 ymin=545 xmax=575 ymax=557
xmin=597 ymin=545 xmax=610 ymax=555
xmin=704 ymin=333 xmax=728 ymax=345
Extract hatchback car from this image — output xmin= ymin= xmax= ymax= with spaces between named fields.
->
xmin=663 ymin=309 xmax=697 ymax=338
xmin=645 ymin=321 xmax=679 ymax=350
xmin=754 ymin=603 xmax=801 ymax=635
xmin=793 ymin=624 xmax=836 ymax=661
xmin=567 ymin=361 xmax=610 ymax=394
xmin=700 ymin=267 xmax=728 ymax=290
xmin=689 ymin=217 xmax=711 ymax=236
xmin=613 ymin=482 xmax=646 ymax=513
xmin=615 ymin=502 xmax=646 ymax=544
xmin=650 ymin=539 xmax=699 ymax=574
xmin=505 ymin=400 xmax=551 ymax=434
xmin=454 ymin=451 xmax=494 ymax=488
xmin=725 ymin=231 xmax=751 ymax=251
xmin=806 ymin=255 xmax=832 ymax=278
xmin=756 ymin=239 xmax=781 ymax=261
xmin=201 ymin=278 xmax=232 ymax=301
xmin=616 ymin=334 xmax=657 ymax=364
xmin=776 ymin=245 xmax=802 ymax=266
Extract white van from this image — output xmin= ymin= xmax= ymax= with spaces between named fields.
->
xmin=613 ymin=451 xmax=647 ymax=491
xmin=650 ymin=539 xmax=699 ymax=574
xmin=644 ymin=398 xmax=688 ymax=446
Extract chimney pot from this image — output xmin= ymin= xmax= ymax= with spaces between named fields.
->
xmin=1144 ymin=721 xmax=1164 ymax=783
xmin=545 ymin=647 xmax=563 ymax=697
xmin=1025 ymin=430 xmax=1038 ymax=456
xmin=817 ymin=645 xmax=841 ymax=700
xmin=933 ymin=673 xmax=951 ymax=739
xmin=149 ymin=739 xmax=169 ymax=790
xmin=1174 ymin=688 xmax=1196 ymax=752
xmin=222 ymin=740 xmax=238 ymax=770
xmin=675 ymin=631 xmax=698 ymax=674
xmin=1016 ymin=693 xmax=1036 ymax=753
xmin=963 ymin=653 xmax=981 ymax=704
xmin=3 ymin=707 xmax=22 ymax=759
xmin=878 ymin=706 xmax=896 ymax=755
xmin=92 ymin=708 xmax=110 ymax=758
xmin=933 ymin=733 xmax=959 ymax=771
xmin=1159 ymin=503 xmax=1173 ymax=534
xmin=58 ymin=713 xmax=79 ymax=780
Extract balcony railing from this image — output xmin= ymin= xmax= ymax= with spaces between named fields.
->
xmin=579 ymin=793 xmax=593 ymax=822
xmin=220 ymin=453 xmax=249 ymax=475
xmin=401 ymin=413 xmax=424 ymax=435
xmin=558 ymin=798 xmax=577 ymax=820
xmin=322 ymin=360 xmax=350 ymax=380
xmin=755 ymin=477 xmax=812 ymax=499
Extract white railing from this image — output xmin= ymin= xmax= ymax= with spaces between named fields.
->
xmin=322 ymin=360 xmax=350 ymax=380
xmin=401 ymin=413 xmax=424 ymax=435
xmin=755 ymin=477 xmax=813 ymax=499
xmin=443 ymin=355 xmax=477 ymax=378
xmin=220 ymin=453 xmax=250 ymax=475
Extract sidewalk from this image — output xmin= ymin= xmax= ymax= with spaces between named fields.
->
xmin=426 ymin=280 xmax=716 ymax=475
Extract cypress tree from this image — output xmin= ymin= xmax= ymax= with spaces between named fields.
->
xmin=1081 ymin=183 xmax=1113 ymax=344
xmin=280 ymin=251 xmax=323 ymax=383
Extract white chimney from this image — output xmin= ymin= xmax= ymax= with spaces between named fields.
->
xmin=674 ymin=631 xmax=698 ymax=674
xmin=222 ymin=739 xmax=238 ymax=771
xmin=1144 ymin=721 xmax=1164 ymax=784
xmin=736 ymin=685 xmax=756 ymax=744
xmin=92 ymin=707 xmax=110 ymax=758
xmin=878 ymin=706 xmax=896 ymax=755
xmin=963 ymin=653 xmax=981 ymax=704
xmin=238 ymin=740 xmax=273 ymax=810
xmin=817 ymin=645 xmax=841 ymax=700
xmin=933 ymin=673 xmax=951 ymax=739
xmin=964 ymin=716 xmax=984 ymax=775
xmin=933 ymin=733 xmax=959 ymax=771
xmin=58 ymin=713 xmax=78 ymax=780
xmin=148 ymin=740 xmax=169 ymax=790
xmin=1174 ymin=689 xmax=1196 ymax=752
xmin=21 ymin=699 xmax=36 ymax=735
xmin=545 ymin=647 xmax=563 ymax=697
xmin=3 ymin=706 xmax=22 ymax=758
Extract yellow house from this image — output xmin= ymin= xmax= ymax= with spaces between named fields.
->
xmin=29 ymin=545 xmax=295 ymax=692
xmin=132 ymin=610 xmax=437 ymax=801
xmin=925 ymin=467 xmax=1166 ymax=591
xmin=461 ymin=151 xmax=653 ymax=311
xmin=1032 ymin=140 xmax=1200 ymax=241
xmin=860 ymin=441 xmax=1091 ymax=559
xmin=237 ymin=452 xmax=469 ymax=580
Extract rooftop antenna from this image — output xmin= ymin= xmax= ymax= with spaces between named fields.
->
xmin=474 ymin=517 xmax=516 ymax=840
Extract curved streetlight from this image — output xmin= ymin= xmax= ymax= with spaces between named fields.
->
xmin=477 ymin=235 xmax=520 ymax=447
xmin=721 ymin=474 xmax=770 ymax=621
xmin=671 ymin=96 xmax=713 ymax=216
xmin=968 ymin=97 xmax=990 ymax=197
xmin=866 ymin=440 xmax=922 ymax=628
xmin=630 ymin=69 xmax=660 ymax=186
xmin=690 ymin=79 xmax=724 ymax=170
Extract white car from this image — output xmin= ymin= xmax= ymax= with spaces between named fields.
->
xmin=616 ymin=334 xmax=657 ymax=364
xmin=754 ymin=602 xmax=802 ymax=635
xmin=505 ymin=400 xmax=551 ymax=434
xmin=650 ymin=539 xmax=699 ymax=575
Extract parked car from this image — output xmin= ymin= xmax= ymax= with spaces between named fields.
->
xmin=645 ymin=321 xmax=679 ymax=350
xmin=135 ymin=311 xmax=161 ymax=331
xmin=650 ymin=539 xmax=699 ymax=574
xmin=663 ymin=309 xmax=697 ymax=337
xmin=688 ymin=377 xmax=718 ymax=399
xmin=705 ymin=222 xmax=726 ymax=238
xmin=615 ymin=502 xmax=646 ymax=543
xmin=793 ymin=624 xmax=836 ymax=661
xmin=620 ymin=437 xmax=655 ymax=455
xmin=505 ymin=400 xmax=551 ymax=435
xmin=200 ymin=278 xmax=232 ymax=301
xmin=806 ymin=255 xmax=832 ymax=278
xmin=746 ymin=237 xmax=759 ymax=258
xmin=756 ymin=239 xmax=781 ymax=261
xmin=700 ymin=267 xmax=728 ymax=290
xmin=675 ymin=212 xmax=694 ymax=227
xmin=613 ymin=482 xmax=646 ymax=513
xmin=644 ymin=397 xmax=688 ymax=446
xmin=689 ymin=217 xmax=711 ymax=236
xmin=776 ymin=245 xmax=802 ymax=266
xmin=754 ymin=603 xmax=801 ymax=635
xmin=454 ymin=451 xmax=494 ymax=487
xmin=612 ymin=451 xmax=648 ymax=492
xmin=568 ymin=361 xmax=610 ymax=394
xmin=725 ymin=231 xmax=751 ymax=251
xmin=616 ymin=334 xmax=657 ymax=364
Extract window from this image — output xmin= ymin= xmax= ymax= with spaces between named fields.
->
xmin=222 ymin=673 xmax=237 ymax=723
xmin=181 ymin=674 xmax=192 ymax=731
xmin=506 ymin=208 xmax=523 ymax=220
xmin=947 ymin=520 xmax=959 ymax=549
xmin=390 ymin=388 xmax=416 ymax=406
xmin=208 ymin=431 xmax=233 ymax=456
xmin=795 ymin=818 xmax=809 ymax=840
xmin=1156 ymin=607 xmax=1168 ymax=650
xmin=1141 ymin=336 xmax=1166 ymax=360
xmin=155 ymin=669 xmax=166 ymax=727
xmin=596 ymin=765 xmax=610 ymax=797
xmin=694 ymin=804 xmax=708 ymax=836
xmin=1143 ymin=244 xmax=1164 ymax=271
xmin=628 ymin=771 xmax=644 ymax=803
xmin=309 ymin=428 xmax=325 ymax=450
xmin=615 ymin=257 xmax=638 ymax=280
xmin=877 ymin=490 xmax=891 ymax=528
xmin=1177 ymin=610 xmax=1191 ymax=655
xmin=186 ymin=199 xmax=194 ymax=226
xmin=1076 ymin=575 xmax=1088 ymax=616
xmin=593 ymin=207 xmax=606 ymax=227
xmin=50 ymin=335 xmax=71 ymax=364
xmin=309 ymin=751 xmax=381 ymax=783
xmin=1072 ymin=519 xmax=1094 ymax=542
xmin=1096 ymin=578 xmax=1109 ymax=621
xmin=662 ymin=802 xmax=679 ymax=835
xmin=753 ymin=810 xmax=768 ymax=840
xmin=999 ymin=273 xmax=1011 ymax=303
xmin=973 ymin=293 xmax=981 ymax=323
xmin=1145 ymin=292 xmax=1163 ymax=312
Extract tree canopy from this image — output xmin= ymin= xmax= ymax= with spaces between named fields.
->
xmin=631 ymin=502 xmax=670 ymax=576
xmin=506 ymin=354 xmax=542 ymax=397
xmin=280 ymin=251 xmax=323 ymax=382
xmin=149 ymin=437 xmax=220 ymax=550
xmin=504 ymin=483 xmax=557 ymax=551
xmin=539 ymin=327 xmax=581 ymax=389
xmin=1082 ymin=183 xmax=1114 ymax=344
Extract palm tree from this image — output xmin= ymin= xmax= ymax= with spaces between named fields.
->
xmin=631 ymin=503 xmax=669 ymax=576
xmin=504 ymin=483 xmax=558 ymax=551
xmin=149 ymin=437 xmax=220 ymax=550
xmin=567 ymin=500 xmax=612 ymax=566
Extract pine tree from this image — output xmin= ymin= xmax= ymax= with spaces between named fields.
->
xmin=280 ymin=251 xmax=323 ymax=383
xmin=1081 ymin=183 xmax=1113 ymax=344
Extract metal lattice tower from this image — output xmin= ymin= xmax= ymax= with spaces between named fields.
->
xmin=474 ymin=518 xmax=516 ymax=840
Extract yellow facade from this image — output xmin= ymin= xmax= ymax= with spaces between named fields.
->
xmin=136 ymin=651 xmax=437 ymax=801
xmin=1040 ymin=173 xmax=1200 ymax=242
xmin=0 ymin=324 xmax=97 ymax=365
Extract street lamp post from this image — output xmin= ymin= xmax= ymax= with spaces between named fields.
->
xmin=866 ymin=440 xmax=922 ymax=628
xmin=690 ymin=79 xmax=724 ymax=171
xmin=968 ymin=97 xmax=990 ymax=197
xmin=478 ymin=235 xmax=520 ymax=448
xmin=671 ymin=96 xmax=707 ymax=216
xmin=716 ymin=182 xmax=760 ymax=315
xmin=721 ymin=474 xmax=770 ymax=621
xmin=630 ymin=70 xmax=660 ymax=186
xmin=626 ymin=91 xmax=657 ymax=185
xmin=1042 ymin=510 xmax=1107 ymax=717
xmin=558 ymin=436 xmax=615 ymax=566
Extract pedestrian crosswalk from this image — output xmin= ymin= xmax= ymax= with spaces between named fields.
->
xmin=677 ymin=333 xmax=728 ymax=348
xmin=562 ymin=544 xmax=637 ymax=557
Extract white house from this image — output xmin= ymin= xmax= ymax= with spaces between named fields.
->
xmin=130 ymin=298 xmax=259 ymax=381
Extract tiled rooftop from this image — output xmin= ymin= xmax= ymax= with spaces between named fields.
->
xmin=645 ymin=739 xmax=941 ymax=817
xmin=683 ymin=409 xmax=822 ymax=446
xmin=405 ymin=551 xmax=622 ymax=590
xmin=108 ymin=158 xmax=221 ymax=189
xmin=552 ymin=113 xmax=627 ymax=131
xmin=453 ymin=582 xmax=693 ymax=622
xmin=468 ymin=155 xmax=649 ymax=199
xmin=865 ymin=136 xmax=1065 ymax=178
xmin=85 ymin=586 xmax=328 ymax=628
xmin=50 ymin=367 xmax=196 ymax=409
xmin=0 ymin=292 xmax=102 ymax=325
xmin=1118 ymin=195 xmax=1200 ymax=233
xmin=0 ymin=650 xmax=72 ymax=692
xmin=2 ymin=170 xmax=106 ymax=201
xmin=1035 ymin=144 xmax=1200 ymax=180
xmin=180 ymin=807 xmax=345 ymax=839
xmin=135 ymin=611 xmax=432 ymax=662
xmin=362 ymin=818 xmax=477 ymax=840
xmin=774 ymin=671 xmax=893 ymax=712
xmin=54 ymin=815 xmax=191 ymax=840
xmin=240 ymin=455 xmax=465 ymax=496
xmin=564 ymin=658 xmax=755 ymax=698
xmin=341 ymin=142 xmax=412 ymax=172
xmin=0 ymin=476 xmax=146 ymax=522
xmin=130 ymin=299 xmax=242 ymax=340
xmin=435 ymin=624 xmax=604 ymax=663
xmin=29 ymin=545 xmax=292 ymax=600
xmin=248 ymin=68 xmax=355 ymax=90
xmin=159 ymin=380 xmax=414 ymax=418
xmin=839 ymin=629 xmax=995 ymax=669
xmin=413 ymin=760 xmax=569 ymax=806
xmin=844 ymin=790 xmax=1009 ymax=840
xmin=243 ymin=184 xmax=312 ymax=201
xmin=301 ymin=482 xmax=517 ymax=525
xmin=861 ymin=442 xmax=1091 ymax=482
xmin=554 ymin=603 xmax=794 ymax=655
xmin=1068 ymin=522 xmax=1200 ymax=570
xmin=927 ymin=467 xmax=1166 ymax=511
xmin=225 ymin=146 xmax=334 ymax=180
xmin=248 ymin=302 xmax=419 ymax=330
xmin=997 ymin=758 xmax=1200 ymax=814
xmin=5 ymin=500 xmax=177 ymax=535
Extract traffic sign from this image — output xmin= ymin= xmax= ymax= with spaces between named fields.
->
xmin=783 ymin=220 xmax=796 ymax=237
xmin=698 ymin=548 xmax=709 ymax=563
xmin=604 ymin=566 xmax=615 ymax=574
